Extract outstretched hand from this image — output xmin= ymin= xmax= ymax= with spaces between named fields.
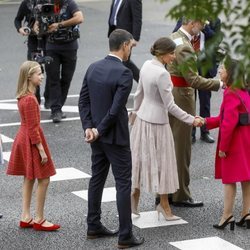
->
xmin=193 ymin=116 xmax=205 ymax=127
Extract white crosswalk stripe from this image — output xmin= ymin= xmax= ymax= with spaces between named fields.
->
xmin=0 ymin=134 xmax=14 ymax=143
xmin=132 ymin=211 xmax=188 ymax=229
xmin=72 ymin=187 xmax=116 ymax=202
xmin=170 ymin=237 xmax=244 ymax=250
xmin=51 ymin=167 xmax=91 ymax=182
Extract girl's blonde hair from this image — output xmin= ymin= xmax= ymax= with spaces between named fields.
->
xmin=16 ymin=61 xmax=41 ymax=99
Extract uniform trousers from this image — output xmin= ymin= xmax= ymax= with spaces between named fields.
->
xmin=169 ymin=86 xmax=195 ymax=202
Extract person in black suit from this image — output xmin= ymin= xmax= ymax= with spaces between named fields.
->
xmin=78 ymin=29 xmax=144 ymax=249
xmin=108 ymin=0 xmax=142 ymax=82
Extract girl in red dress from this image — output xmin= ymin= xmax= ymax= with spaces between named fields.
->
xmin=7 ymin=61 xmax=60 ymax=231
xmin=204 ymin=57 xmax=250 ymax=230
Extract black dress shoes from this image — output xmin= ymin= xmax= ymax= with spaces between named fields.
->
xmin=173 ymin=198 xmax=204 ymax=207
xmin=118 ymin=235 xmax=144 ymax=249
xmin=51 ymin=111 xmax=66 ymax=123
xmin=200 ymin=133 xmax=215 ymax=143
xmin=87 ymin=225 xmax=118 ymax=239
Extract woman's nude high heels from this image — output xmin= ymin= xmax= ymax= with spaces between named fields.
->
xmin=156 ymin=204 xmax=181 ymax=221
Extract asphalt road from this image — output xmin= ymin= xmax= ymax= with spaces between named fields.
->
xmin=0 ymin=1 xmax=249 ymax=250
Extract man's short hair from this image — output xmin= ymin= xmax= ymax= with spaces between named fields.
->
xmin=109 ymin=29 xmax=133 ymax=51
xmin=182 ymin=17 xmax=204 ymax=25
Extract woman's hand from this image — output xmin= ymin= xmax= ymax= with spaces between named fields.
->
xmin=193 ymin=116 xmax=204 ymax=127
xmin=39 ymin=149 xmax=48 ymax=165
xmin=36 ymin=143 xmax=48 ymax=165
xmin=218 ymin=150 xmax=226 ymax=158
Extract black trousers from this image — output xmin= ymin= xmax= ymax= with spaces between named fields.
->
xmin=193 ymin=89 xmax=211 ymax=136
xmin=123 ymin=53 xmax=140 ymax=83
xmin=87 ymin=141 xmax=132 ymax=241
xmin=45 ymin=49 xmax=77 ymax=114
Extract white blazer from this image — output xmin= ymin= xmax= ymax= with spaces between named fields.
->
xmin=134 ymin=58 xmax=194 ymax=125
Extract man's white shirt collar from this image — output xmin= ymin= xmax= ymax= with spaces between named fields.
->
xmin=179 ymin=27 xmax=192 ymax=41
xmin=109 ymin=53 xmax=123 ymax=62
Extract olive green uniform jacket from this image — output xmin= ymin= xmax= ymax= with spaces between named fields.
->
xmin=168 ymin=29 xmax=220 ymax=202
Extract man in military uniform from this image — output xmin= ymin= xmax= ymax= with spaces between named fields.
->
xmin=168 ymin=18 xmax=222 ymax=207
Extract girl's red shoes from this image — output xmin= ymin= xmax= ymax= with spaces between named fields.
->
xmin=19 ymin=218 xmax=33 ymax=228
xmin=33 ymin=219 xmax=60 ymax=231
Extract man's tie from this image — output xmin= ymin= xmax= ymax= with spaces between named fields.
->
xmin=109 ymin=0 xmax=121 ymax=26
xmin=191 ymin=35 xmax=200 ymax=52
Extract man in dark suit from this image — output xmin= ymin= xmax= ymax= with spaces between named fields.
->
xmin=108 ymin=0 xmax=142 ymax=82
xmin=78 ymin=29 xmax=144 ymax=249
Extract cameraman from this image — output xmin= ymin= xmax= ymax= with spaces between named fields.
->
xmin=45 ymin=0 xmax=83 ymax=123
xmin=14 ymin=0 xmax=49 ymax=105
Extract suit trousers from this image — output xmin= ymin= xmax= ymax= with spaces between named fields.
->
xmin=87 ymin=141 xmax=132 ymax=241
xmin=192 ymin=89 xmax=211 ymax=136
xmin=123 ymin=53 xmax=140 ymax=83
xmin=45 ymin=49 xmax=77 ymax=114
xmin=169 ymin=87 xmax=195 ymax=202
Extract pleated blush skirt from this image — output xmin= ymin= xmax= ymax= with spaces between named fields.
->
xmin=131 ymin=117 xmax=179 ymax=194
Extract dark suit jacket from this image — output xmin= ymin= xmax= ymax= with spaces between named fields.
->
xmin=78 ymin=55 xmax=133 ymax=146
xmin=108 ymin=0 xmax=142 ymax=41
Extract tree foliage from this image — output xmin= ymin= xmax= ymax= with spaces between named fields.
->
xmin=161 ymin=0 xmax=250 ymax=84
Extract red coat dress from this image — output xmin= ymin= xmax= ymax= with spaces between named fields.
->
xmin=7 ymin=94 xmax=56 ymax=179
xmin=206 ymin=88 xmax=250 ymax=184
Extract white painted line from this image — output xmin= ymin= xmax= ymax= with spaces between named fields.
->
xmin=3 ymin=152 xmax=11 ymax=162
xmin=0 ymin=102 xmax=79 ymax=113
xmin=61 ymin=105 xmax=79 ymax=113
xmin=132 ymin=211 xmax=187 ymax=229
xmin=0 ymin=117 xmax=81 ymax=128
xmin=0 ymin=103 xmax=18 ymax=110
xmin=40 ymin=105 xmax=79 ymax=113
xmin=51 ymin=167 xmax=91 ymax=182
xmin=72 ymin=187 xmax=116 ymax=202
xmin=0 ymin=134 xmax=14 ymax=143
xmin=170 ymin=237 xmax=244 ymax=250
xmin=0 ymin=99 xmax=17 ymax=103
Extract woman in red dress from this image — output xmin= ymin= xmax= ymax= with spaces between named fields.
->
xmin=7 ymin=61 xmax=60 ymax=231
xmin=204 ymin=57 xmax=250 ymax=230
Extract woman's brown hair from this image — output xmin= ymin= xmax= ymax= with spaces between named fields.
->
xmin=150 ymin=37 xmax=176 ymax=57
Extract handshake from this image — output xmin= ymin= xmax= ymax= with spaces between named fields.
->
xmin=193 ymin=116 xmax=205 ymax=127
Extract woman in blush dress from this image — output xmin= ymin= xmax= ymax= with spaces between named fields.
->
xmin=130 ymin=37 xmax=202 ymax=220
xmin=204 ymin=57 xmax=250 ymax=230
xmin=7 ymin=61 xmax=60 ymax=231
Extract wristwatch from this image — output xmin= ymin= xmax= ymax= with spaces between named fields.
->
xmin=58 ymin=23 xmax=64 ymax=29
